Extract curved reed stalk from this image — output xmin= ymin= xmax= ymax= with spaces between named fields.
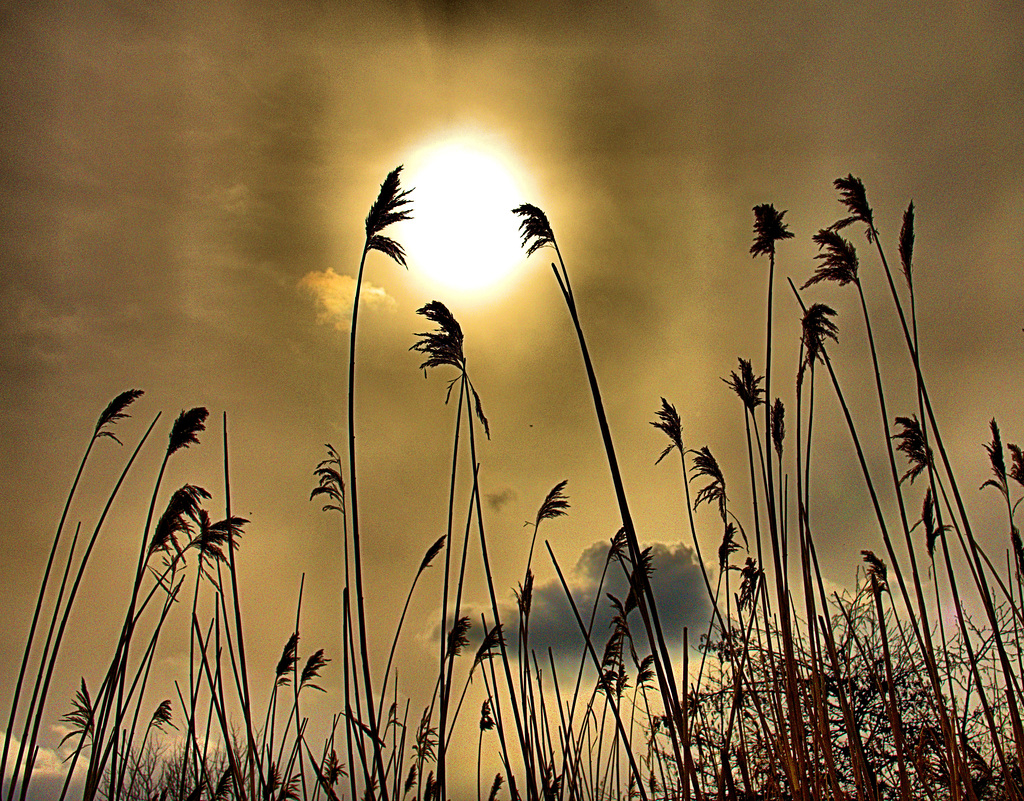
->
xmin=514 ymin=203 xmax=687 ymax=786
xmin=345 ymin=166 xmax=411 ymax=801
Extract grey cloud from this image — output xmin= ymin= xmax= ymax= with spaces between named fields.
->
xmin=486 ymin=487 xmax=516 ymax=512
xmin=515 ymin=539 xmax=711 ymax=662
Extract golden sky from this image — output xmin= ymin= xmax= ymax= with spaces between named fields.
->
xmin=1 ymin=0 xmax=1022 ymax=795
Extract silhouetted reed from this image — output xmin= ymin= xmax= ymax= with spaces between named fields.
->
xmin=7 ymin=171 xmax=1024 ymax=801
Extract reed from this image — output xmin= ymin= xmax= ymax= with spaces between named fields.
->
xmin=5 ymin=172 xmax=1022 ymax=801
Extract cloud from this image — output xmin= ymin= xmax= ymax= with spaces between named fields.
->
xmin=514 ymin=539 xmax=712 ymax=662
xmin=299 ymin=269 xmax=396 ymax=331
xmin=486 ymin=488 xmax=516 ymax=512
xmin=1 ymin=730 xmax=83 ymax=801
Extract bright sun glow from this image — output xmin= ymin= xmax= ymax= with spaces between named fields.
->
xmin=401 ymin=139 xmax=528 ymax=292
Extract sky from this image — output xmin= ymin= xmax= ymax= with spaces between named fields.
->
xmin=1 ymin=0 xmax=1022 ymax=796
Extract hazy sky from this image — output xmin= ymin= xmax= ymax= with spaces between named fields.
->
xmin=2 ymin=0 xmax=1022 ymax=794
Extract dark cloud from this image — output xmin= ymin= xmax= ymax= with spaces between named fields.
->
xmin=515 ymin=539 xmax=711 ymax=662
xmin=486 ymin=487 xmax=516 ymax=512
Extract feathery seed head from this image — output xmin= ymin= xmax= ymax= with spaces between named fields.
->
xmin=473 ymin=623 xmax=505 ymax=671
xmin=1009 ymin=443 xmax=1024 ymax=489
xmin=150 ymin=484 xmax=211 ymax=557
xmin=300 ymin=649 xmax=330 ymax=691
xmin=275 ymin=632 xmax=300 ymax=685
xmin=479 ymin=699 xmax=494 ymax=732
xmin=805 ymin=228 xmax=859 ymax=288
xmin=771 ymin=399 xmax=786 ymax=458
xmin=892 ymin=415 xmax=932 ymax=485
xmin=800 ymin=302 xmax=839 ymax=369
xmin=691 ymin=446 xmax=727 ymax=522
xmin=322 ymin=751 xmax=343 ymax=788
xmin=59 ymin=678 xmax=95 ymax=748
xmin=488 ymin=774 xmax=504 ymax=801
xmin=513 ymin=203 xmax=556 ymax=257
xmin=446 ymin=615 xmax=472 ymax=660
xmin=636 ymin=654 xmax=656 ymax=688
xmin=899 ymin=201 xmax=915 ymax=288
xmin=192 ymin=512 xmax=247 ymax=564
xmin=651 ymin=397 xmax=683 ymax=464
xmin=213 ymin=769 xmax=234 ymax=801
xmin=832 ymin=174 xmax=875 ymax=240
xmin=515 ymin=570 xmax=534 ymax=618
xmin=168 ymin=407 xmax=208 ymax=457
xmin=718 ymin=522 xmax=740 ymax=569
xmin=536 ymin=480 xmax=570 ymax=527
xmin=311 ymin=444 xmax=345 ymax=514
xmin=608 ymin=527 xmax=629 ymax=563
xmin=94 ymin=389 xmax=144 ymax=444
xmin=861 ymin=550 xmax=888 ymax=592
xmin=750 ymin=204 xmax=794 ymax=258
xmin=981 ymin=418 xmax=1007 ymax=496
xmin=411 ymin=300 xmax=465 ymax=372
xmin=365 ymin=165 xmax=413 ymax=267
xmin=723 ymin=358 xmax=764 ymax=413
xmin=472 ymin=383 xmax=490 ymax=439
xmin=150 ymin=699 xmax=176 ymax=731
xmin=418 ymin=535 xmax=446 ymax=575
xmin=738 ymin=557 xmax=761 ymax=612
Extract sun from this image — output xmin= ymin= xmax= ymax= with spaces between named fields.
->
xmin=400 ymin=137 xmax=529 ymax=292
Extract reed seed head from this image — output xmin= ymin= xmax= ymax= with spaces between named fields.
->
xmin=1009 ymin=443 xmax=1024 ymax=489
xmin=167 ymin=407 xmax=208 ymax=457
xmin=473 ymin=623 xmax=505 ymax=671
xmin=275 ymin=632 xmax=300 ymax=686
xmin=446 ymin=615 xmax=472 ymax=660
xmin=322 ymin=751 xmax=342 ymax=789
xmin=636 ymin=654 xmax=656 ymax=687
xmin=861 ymin=550 xmax=888 ymax=592
xmin=750 ymin=204 xmax=794 ymax=258
xmin=150 ymin=699 xmax=176 ymax=731
xmin=472 ymin=382 xmax=490 ymax=440
xmin=365 ymin=165 xmax=413 ymax=268
xmin=718 ymin=522 xmax=741 ymax=569
xmin=981 ymin=418 xmax=1008 ymax=496
xmin=59 ymin=678 xmax=94 ymax=748
xmin=690 ymin=446 xmax=727 ymax=522
xmin=480 ymin=699 xmax=494 ymax=732
xmin=150 ymin=484 xmax=211 ymax=557
xmin=608 ymin=527 xmax=629 ymax=563
xmin=515 ymin=570 xmax=534 ymax=618
xmin=213 ymin=769 xmax=233 ymax=801
xmin=723 ymin=358 xmax=764 ymax=413
xmin=892 ymin=415 xmax=932 ymax=485
xmin=94 ymin=388 xmax=144 ymax=444
xmin=411 ymin=300 xmax=465 ymax=372
xmin=536 ymin=479 xmax=570 ymax=527
xmin=300 ymin=649 xmax=330 ymax=691
xmin=800 ymin=302 xmax=839 ymax=370
xmin=771 ymin=398 xmax=785 ymax=458
xmin=804 ymin=229 xmax=859 ymax=288
xmin=418 ymin=535 xmax=446 ymax=575
xmin=738 ymin=557 xmax=761 ymax=612
xmin=312 ymin=444 xmax=345 ymax=514
xmin=651 ymin=397 xmax=683 ymax=465
xmin=832 ymin=174 xmax=875 ymax=240
xmin=899 ymin=201 xmax=915 ymax=288
xmin=192 ymin=511 xmax=247 ymax=564
xmin=488 ymin=774 xmax=504 ymax=801
xmin=513 ymin=203 xmax=556 ymax=257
